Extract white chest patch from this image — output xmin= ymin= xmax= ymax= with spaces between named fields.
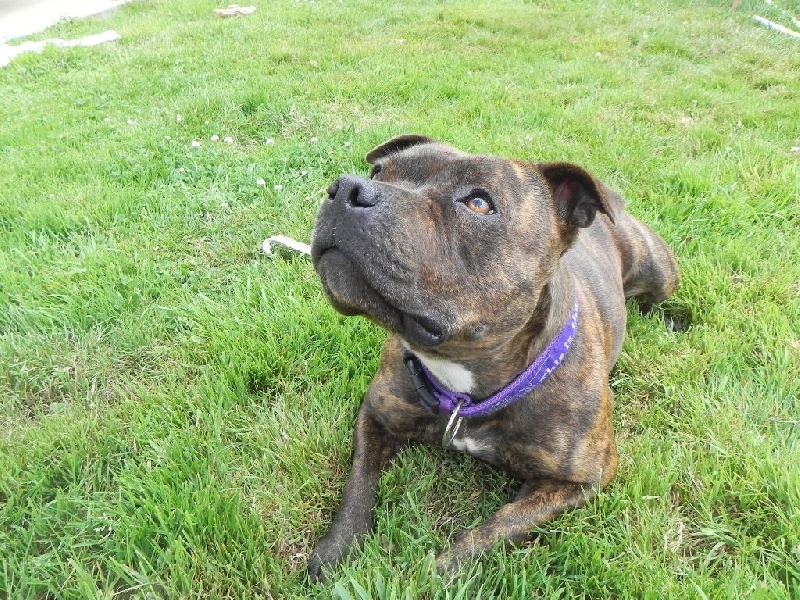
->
xmin=450 ymin=434 xmax=491 ymax=456
xmin=413 ymin=352 xmax=475 ymax=394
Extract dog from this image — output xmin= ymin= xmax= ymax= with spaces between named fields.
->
xmin=307 ymin=134 xmax=679 ymax=581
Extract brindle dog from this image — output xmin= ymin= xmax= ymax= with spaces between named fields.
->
xmin=308 ymin=135 xmax=679 ymax=581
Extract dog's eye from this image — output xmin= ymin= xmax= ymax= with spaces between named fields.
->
xmin=369 ymin=164 xmax=382 ymax=180
xmin=464 ymin=195 xmax=495 ymax=215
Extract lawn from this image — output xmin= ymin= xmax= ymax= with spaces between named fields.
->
xmin=0 ymin=0 xmax=798 ymax=597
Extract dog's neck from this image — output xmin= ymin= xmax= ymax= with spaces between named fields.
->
xmin=413 ymin=266 xmax=577 ymax=400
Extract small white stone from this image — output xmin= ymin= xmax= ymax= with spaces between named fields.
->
xmin=223 ymin=136 xmax=234 ymax=144
xmin=211 ymin=134 xmax=220 ymax=142
xmin=176 ymin=114 xmax=184 ymax=122
xmin=256 ymin=178 xmax=266 ymax=186
xmin=274 ymin=184 xmax=284 ymax=191
xmin=265 ymin=138 xmax=276 ymax=145
xmin=190 ymin=140 xmax=201 ymax=148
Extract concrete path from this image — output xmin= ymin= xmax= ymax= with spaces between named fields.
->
xmin=0 ymin=0 xmax=131 ymax=43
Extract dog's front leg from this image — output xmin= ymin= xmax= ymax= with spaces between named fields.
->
xmin=308 ymin=407 xmax=402 ymax=582
xmin=436 ymin=478 xmax=595 ymax=572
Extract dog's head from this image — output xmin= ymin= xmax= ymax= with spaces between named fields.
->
xmin=311 ymin=135 xmax=616 ymax=355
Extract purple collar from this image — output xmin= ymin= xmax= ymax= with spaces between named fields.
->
xmin=404 ymin=302 xmax=579 ymax=418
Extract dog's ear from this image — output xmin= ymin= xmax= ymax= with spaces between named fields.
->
xmin=538 ymin=162 xmax=617 ymax=228
xmin=366 ymin=134 xmax=436 ymax=164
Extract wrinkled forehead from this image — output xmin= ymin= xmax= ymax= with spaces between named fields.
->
xmin=375 ymin=145 xmax=529 ymax=192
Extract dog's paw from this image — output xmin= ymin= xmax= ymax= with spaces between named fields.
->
xmin=662 ymin=314 xmax=681 ymax=332
xmin=306 ymin=554 xmax=328 ymax=584
xmin=435 ymin=530 xmax=481 ymax=574
xmin=637 ymin=300 xmax=690 ymax=332
xmin=306 ymin=535 xmax=350 ymax=584
xmin=434 ymin=551 xmax=456 ymax=574
xmin=306 ymin=547 xmax=338 ymax=584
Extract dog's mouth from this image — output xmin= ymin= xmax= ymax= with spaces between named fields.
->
xmin=313 ymin=246 xmax=447 ymax=348
xmin=399 ymin=312 xmax=445 ymax=347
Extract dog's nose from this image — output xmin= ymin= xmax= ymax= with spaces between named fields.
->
xmin=328 ymin=176 xmax=381 ymax=208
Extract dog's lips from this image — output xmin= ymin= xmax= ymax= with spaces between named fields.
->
xmin=314 ymin=246 xmax=447 ymax=347
xmin=310 ymin=241 xmax=337 ymax=269
xmin=400 ymin=312 xmax=445 ymax=347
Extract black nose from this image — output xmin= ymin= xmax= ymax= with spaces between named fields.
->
xmin=328 ymin=175 xmax=381 ymax=208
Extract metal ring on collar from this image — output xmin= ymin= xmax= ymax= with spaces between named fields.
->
xmin=442 ymin=400 xmax=464 ymax=448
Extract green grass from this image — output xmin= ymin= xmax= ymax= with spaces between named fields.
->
xmin=1 ymin=0 xmax=799 ymax=597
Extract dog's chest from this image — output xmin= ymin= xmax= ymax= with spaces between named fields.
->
xmin=450 ymin=432 xmax=493 ymax=456
xmin=443 ymin=417 xmax=548 ymax=479
xmin=445 ymin=420 xmax=503 ymax=463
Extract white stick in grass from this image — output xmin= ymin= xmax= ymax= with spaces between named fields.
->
xmin=262 ymin=236 xmax=312 ymax=257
